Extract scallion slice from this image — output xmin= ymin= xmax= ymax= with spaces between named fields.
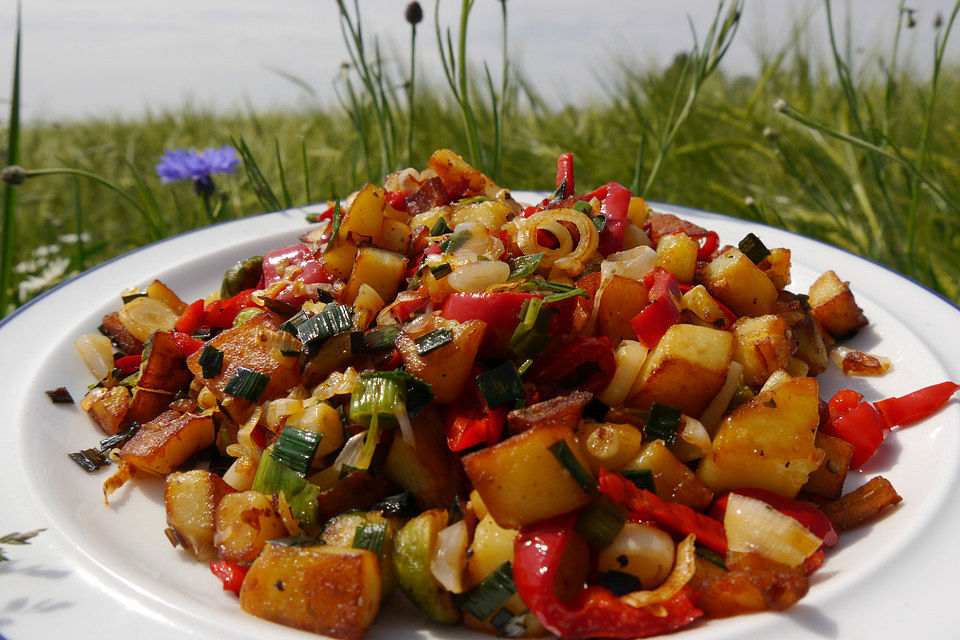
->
xmin=458 ymin=196 xmax=492 ymax=205
xmin=507 ymin=253 xmax=544 ymax=281
xmin=507 ymin=298 xmax=553 ymax=359
xmin=549 ymin=176 xmax=569 ymax=203
xmin=349 ymin=331 xmax=365 ymax=355
xmin=439 ymin=228 xmax=471 ymax=253
xmin=415 ymin=328 xmax=454 ymax=356
xmin=543 ymin=286 xmax=587 ymax=304
xmin=323 ymin=201 xmax=342 ymax=254
xmin=363 ymin=324 xmax=400 ymax=351
xmin=252 ymin=451 xmax=320 ymax=530
xmin=45 ymin=387 xmax=74 ymax=404
xmin=99 ymin=422 xmax=140 ymax=452
xmin=489 ymin=608 xmax=527 ymax=639
xmin=590 ymin=215 xmax=606 ymax=232
xmin=198 ymin=344 xmax=224 ymax=379
xmin=738 ymin=232 xmax=770 ymax=264
xmin=597 ymin=571 xmax=645 ymax=597
xmin=297 ymin=303 xmax=354 ymax=354
xmin=270 ymin=426 xmax=322 ymax=476
xmin=430 ymin=217 xmax=452 ymax=235
xmin=460 ymin=562 xmax=516 ymax=621
xmin=224 ymin=367 xmax=271 ymax=402
xmin=120 ymin=290 xmax=146 ymax=304
xmin=476 ymin=362 xmax=525 ymax=410
xmin=644 ymin=402 xmax=682 ymax=445
xmin=695 ymin=544 xmax=727 ymax=569
xmin=278 ymin=309 xmax=314 ymax=336
xmin=548 ymin=440 xmax=597 ymax=496
xmin=575 ymin=495 xmax=628 ymax=549
xmin=573 ymin=200 xmax=593 ymax=215
xmin=68 ymin=448 xmax=109 ymax=472
xmin=621 ymin=468 xmax=656 ymax=492
xmin=429 ymin=262 xmax=453 ymax=279
xmin=350 ymin=373 xmax=408 ymax=429
xmin=352 ymin=522 xmax=387 ymax=555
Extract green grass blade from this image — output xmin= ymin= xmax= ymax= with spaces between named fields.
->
xmin=0 ymin=1 xmax=22 ymax=316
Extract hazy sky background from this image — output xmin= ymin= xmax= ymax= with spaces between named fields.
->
xmin=0 ymin=1 xmax=955 ymax=122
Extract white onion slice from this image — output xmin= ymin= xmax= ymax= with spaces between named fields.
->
xmin=332 ymin=432 xmax=367 ymax=470
xmin=430 ymin=519 xmax=469 ymax=593
xmin=74 ymin=333 xmax=115 ymax=380
xmin=598 ymin=340 xmax=649 ymax=406
xmin=724 ymin=493 xmax=822 ymax=567
xmin=447 ymin=260 xmax=510 ymax=293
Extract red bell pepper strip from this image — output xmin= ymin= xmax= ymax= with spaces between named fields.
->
xmin=445 ymin=406 xmax=507 ymax=451
xmin=642 ymin=267 xmax=681 ymax=301
xmin=695 ymin=230 xmax=719 ymax=261
xmin=386 ymin=190 xmax=407 ymax=210
xmin=820 ymin=399 xmax=886 ymax=469
xmin=209 ymin=560 xmax=249 ymax=597
xmin=527 ymin=337 xmax=616 ymax=395
xmin=203 ymin=289 xmax=257 ymax=329
xmin=389 ymin=289 xmax=431 ymax=323
xmin=442 ymin=292 xmax=539 ymax=332
xmin=599 ymin=469 xmax=727 ymax=553
xmin=596 ymin=183 xmax=631 ymax=256
xmin=114 ymin=354 xmax=141 ymax=376
xmin=174 ymin=299 xmax=205 ymax=335
xmin=556 ymin=152 xmax=575 ymax=196
xmin=513 ymin=514 xmax=702 ymax=639
xmin=711 ymin=488 xmax=838 ymax=547
xmin=171 ymin=331 xmax=204 ymax=357
xmin=630 ymin=296 xmax=679 ymax=349
xmin=873 ymin=381 xmax=960 ymax=428
xmin=828 ymin=388 xmax=863 ymax=421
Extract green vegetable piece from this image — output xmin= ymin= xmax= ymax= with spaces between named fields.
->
xmin=223 ymin=367 xmax=270 ymax=402
xmin=573 ymin=200 xmax=593 ymax=215
xmin=363 ymin=325 xmax=401 ymax=351
xmin=644 ymin=402 xmax=682 ymax=445
xmin=575 ymin=495 xmax=628 ymax=549
xmin=415 ymin=328 xmax=454 ymax=356
xmin=352 ymin=522 xmax=387 ymax=555
xmin=738 ymin=232 xmax=770 ymax=264
xmin=439 ymin=227 xmax=471 ymax=253
xmin=548 ymin=440 xmax=598 ymax=496
xmin=252 ymin=451 xmax=320 ymax=531
xmin=621 ymin=468 xmax=656 ymax=492
xmin=460 ymin=561 xmax=516 ymax=621
xmin=231 ymin=306 xmax=261 ymax=327
xmin=220 ymin=255 xmax=263 ymax=298
xmin=506 ymin=253 xmax=544 ymax=281
xmin=270 ymin=426 xmax=322 ymax=476
xmin=429 ymin=262 xmax=453 ymax=279
xmin=393 ymin=510 xmax=461 ymax=623
xmin=323 ymin=201 xmax=342 ymax=255
xmin=476 ymin=362 xmax=525 ymax=410
xmin=198 ymin=344 xmax=224 ymax=379
xmin=322 ymin=511 xmax=397 ymax=598
xmin=430 ymin=217 xmax=452 ymax=236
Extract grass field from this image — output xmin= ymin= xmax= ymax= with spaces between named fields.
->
xmin=4 ymin=1 xmax=960 ymax=311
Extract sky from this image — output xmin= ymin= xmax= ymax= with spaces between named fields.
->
xmin=0 ymin=1 xmax=956 ymax=122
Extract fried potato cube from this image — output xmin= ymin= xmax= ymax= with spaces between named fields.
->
xmin=463 ymin=422 xmax=593 ymax=529
xmin=378 ymin=218 xmax=413 ymax=254
xmin=691 ymin=552 xmax=808 ymax=617
xmin=341 ymin=183 xmax=387 ymax=244
xmin=681 ymin=285 xmax=732 ymax=330
xmin=80 ymin=385 xmax=132 ymax=435
xmin=214 ymin=490 xmax=289 ymax=564
xmin=697 ymin=377 xmax=824 ymax=498
xmin=627 ymin=324 xmax=734 ymax=418
xmin=731 ymin=315 xmax=797 ymax=388
xmin=656 ymin=232 xmax=698 ymax=284
xmin=801 ymin=433 xmax=854 ymax=499
xmin=820 ymin=476 xmax=901 ymax=532
xmin=240 ymin=544 xmax=381 ymax=640
xmin=395 ymin=317 xmax=485 ymax=403
xmin=808 ymin=270 xmax=868 ymax=337
xmin=138 ymin=330 xmax=193 ymax=393
xmin=627 ymin=439 xmax=714 ymax=510
xmin=164 ymin=470 xmax=235 ymax=562
xmin=597 ymin=275 xmax=649 ymax=344
xmin=321 ymin=243 xmax=359 ymax=280
xmin=699 ymin=248 xmax=777 ymax=317
xmin=343 ymin=246 xmax=408 ymax=306
xmin=119 ymin=410 xmax=215 ymax=475
xmin=758 ymin=248 xmax=791 ymax=290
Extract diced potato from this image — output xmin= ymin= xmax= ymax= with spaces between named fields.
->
xmin=699 ymin=248 xmax=777 ymax=317
xmin=214 ymin=490 xmax=289 ymax=563
xmin=758 ymin=248 xmax=791 ymax=290
xmin=81 ymin=385 xmax=132 ymax=435
xmin=240 ymin=544 xmax=381 ymax=640
xmin=341 ymin=183 xmax=387 ymax=244
xmin=119 ymin=410 xmax=215 ymax=475
xmin=775 ymin=293 xmax=829 ymax=375
xmin=577 ymin=421 xmax=645 ymax=473
xmin=627 ymin=324 xmax=734 ymax=418
xmin=343 ymin=246 xmax=408 ymax=306
xmin=731 ymin=315 xmax=797 ymax=388
xmin=321 ymin=243 xmax=359 ymax=280
xmin=808 ymin=270 xmax=868 ymax=337
xmin=820 ymin=476 xmax=902 ymax=532
xmin=681 ymin=285 xmax=732 ymax=330
xmin=138 ymin=330 xmax=193 ymax=393
xmin=100 ymin=310 xmax=144 ymax=355
xmin=626 ymin=439 xmax=714 ymax=510
xmin=696 ymin=377 xmax=824 ymax=498
xmin=145 ymin=279 xmax=187 ymax=314
xmin=655 ymin=232 xmax=698 ymax=284
xmin=690 ymin=552 xmax=808 ymax=617
xmin=801 ymin=433 xmax=854 ymax=499
xmin=395 ymin=316 xmax=485 ymax=404
xmin=164 ymin=470 xmax=235 ymax=562
xmin=322 ymin=511 xmax=397 ymax=600
xmin=450 ymin=199 xmax=513 ymax=231
xmin=124 ymin=387 xmax=176 ymax=426
xmin=378 ymin=218 xmax=413 ymax=254
xmin=597 ymin=275 xmax=649 ymax=344
xmin=429 ymin=148 xmax=502 ymax=199
xmin=462 ymin=421 xmax=594 ymax=529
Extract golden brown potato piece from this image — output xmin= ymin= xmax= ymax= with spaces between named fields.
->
xmin=821 ymin=476 xmax=902 ymax=532
xmin=691 ymin=552 xmax=809 ymax=618
xmin=696 ymin=377 xmax=824 ymax=498
xmin=315 ymin=471 xmax=394 ymax=523
xmin=138 ymin=331 xmax=194 ymax=393
xmin=775 ymin=292 xmax=829 ymax=376
xmin=214 ymin=490 xmax=289 ymax=563
xmin=731 ymin=315 xmax=797 ymax=388
xmin=428 ymin=148 xmax=502 ymax=199
xmin=801 ymin=433 xmax=854 ymax=499
xmin=628 ymin=323 xmax=734 ymax=418
xmin=507 ymin=391 xmax=593 ymax=436
xmin=698 ymin=248 xmax=778 ymax=317
xmin=395 ymin=316 xmax=486 ymax=403
xmin=164 ymin=470 xmax=235 ymax=562
xmin=627 ymin=440 xmax=714 ymax=510
xmin=463 ymin=421 xmax=593 ymax=529
xmin=597 ymin=275 xmax=650 ymax=344
xmin=343 ymin=246 xmax=408 ymax=306
xmin=681 ymin=285 xmax=733 ymax=330
xmin=758 ymin=248 xmax=791 ymax=290
xmin=119 ymin=410 xmax=215 ymax=475
xmin=808 ymin=270 xmax=868 ymax=338
xmin=81 ymin=385 xmax=132 ymax=435
xmin=240 ymin=544 xmax=381 ymax=640
xmin=655 ymin=232 xmax=698 ymax=284
xmin=100 ymin=311 xmax=144 ymax=355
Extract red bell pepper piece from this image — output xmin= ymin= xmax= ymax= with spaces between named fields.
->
xmin=114 ymin=354 xmax=141 ymax=376
xmin=527 ymin=336 xmax=616 ymax=395
xmin=442 ymin=292 xmax=538 ymax=332
xmin=445 ymin=406 xmax=507 ymax=451
xmin=389 ymin=289 xmax=431 ymax=323
xmin=209 ymin=560 xmax=249 ymax=597
xmin=556 ymin=152 xmax=575 ymax=196
xmin=695 ymin=230 xmax=719 ymax=261
xmin=820 ymin=399 xmax=886 ymax=469
xmin=599 ymin=469 xmax=727 ymax=553
xmin=596 ymin=182 xmax=631 ymax=256
xmin=828 ymin=388 xmax=863 ymax=421
xmin=386 ymin=190 xmax=407 ymax=211
xmin=513 ymin=514 xmax=702 ymax=639
xmin=174 ymin=299 xmax=205 ymax=335
xmin=171 ymin=331 xmax=204 ymax=357
xmin=873 ymin=381 xmax=959 ymax=428
xmin=204 ymin=289 xmax=257 ymax=329
xmin=711 ymin=488 xmax=838 ymax=547
xmin=632 ymin=268 xmax=682 ymax=348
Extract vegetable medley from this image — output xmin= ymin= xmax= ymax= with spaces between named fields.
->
xmin=71 ymin=149 xmax=958 ymax=639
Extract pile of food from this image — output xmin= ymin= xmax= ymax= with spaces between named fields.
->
xmin=68 ymin=149 xmax=958 ymax=639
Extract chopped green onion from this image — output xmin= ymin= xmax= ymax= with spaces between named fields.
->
xmin=68 ymin=448 xmax=110 ymax=472
xmin=270 ymin=426 xmax=322 ymax=476
xmin=415 ymin=328 xmax=454 ymax=356
xmin=99 ymin=422 xmax=141 ymax=452
xmin=477 ymin=362 xmax=526 ymax=410
xmin=350 ymin=373 xmax=408 ymax=429
xmin=507 ymin=298 xmax=553 ymax=359
xmin=590 ymin=215 xmax=606 ymax=233
xmin=372 ymin=492 xmax=418 ymax=518
xmin=430 ymin=217 xmax=452 ymax=235
xmin=363 ymin=325 xmax=400 ymax=351
xmin=549 ymin=177 xmax=569 ymax=203
xmin=573 ymin=200 xmax=593 ymax=215
xmin=198 ymin=344 xmax=224 ymax=379
xmin=45 ymin=387 xmax=73 ymax=404
xmin=575 ymin=496 xmax=628 ymax=549
xmin=438 ymin=227 xmax=472 ymax=253
xmin=297 ymin=303 xmax=354 ymax=354
xmin=621 ymin=469 xmax=656 ymax=492
xmin=120 ymin=290 xmax=146 ymax=304
xmin=458 ymin=196 xmax=492 ymax=205
xmin=449 ymin=496 xmax=466 ymax=524
xmin=429 ymin=262 xmax=453 ymax=279
xmin=490 ymin=608 xmax=527 ymax=639
xmin=323 ymin=201 xmax=342 ymax=254
xmin=349 ymin=331 xmax=365 ymax=355
xmin=224 ymin=367 xmax=271 ymax=402
xmin=543 ymin=286 xmax=587 ymax=304
xmin=252 ymin=452 xmax=320 ymax=530
xmin=460 ymin=562 xmax=516 ymax=621
xmin=695 ymin=544 xmax=727 ymax=569
xmin=507 ymin=253 xmax=544 ymax=281
xmin=644 ymin=402 xmax=681 ymax=445
xmin=278 ymin=309 xmax=314 ymax=335
xmin=518 ymin=280 xmax=589 ymax=298
xmin=548 ymin=440 xmax=598 ymax=496
xmin=352 ymin=522 xmax=387 ymax=555
xmin=517 ymin=359 xmax=533 ymax=376
xmin=738 ymin=232 xmax=770 ymax=264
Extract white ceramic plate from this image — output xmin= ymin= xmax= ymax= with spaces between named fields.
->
xmin=1 ymin=197 xmax=959 ymax=640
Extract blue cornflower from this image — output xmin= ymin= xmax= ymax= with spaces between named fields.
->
xmin=155 ymin=146 xmax=240 ymax=190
